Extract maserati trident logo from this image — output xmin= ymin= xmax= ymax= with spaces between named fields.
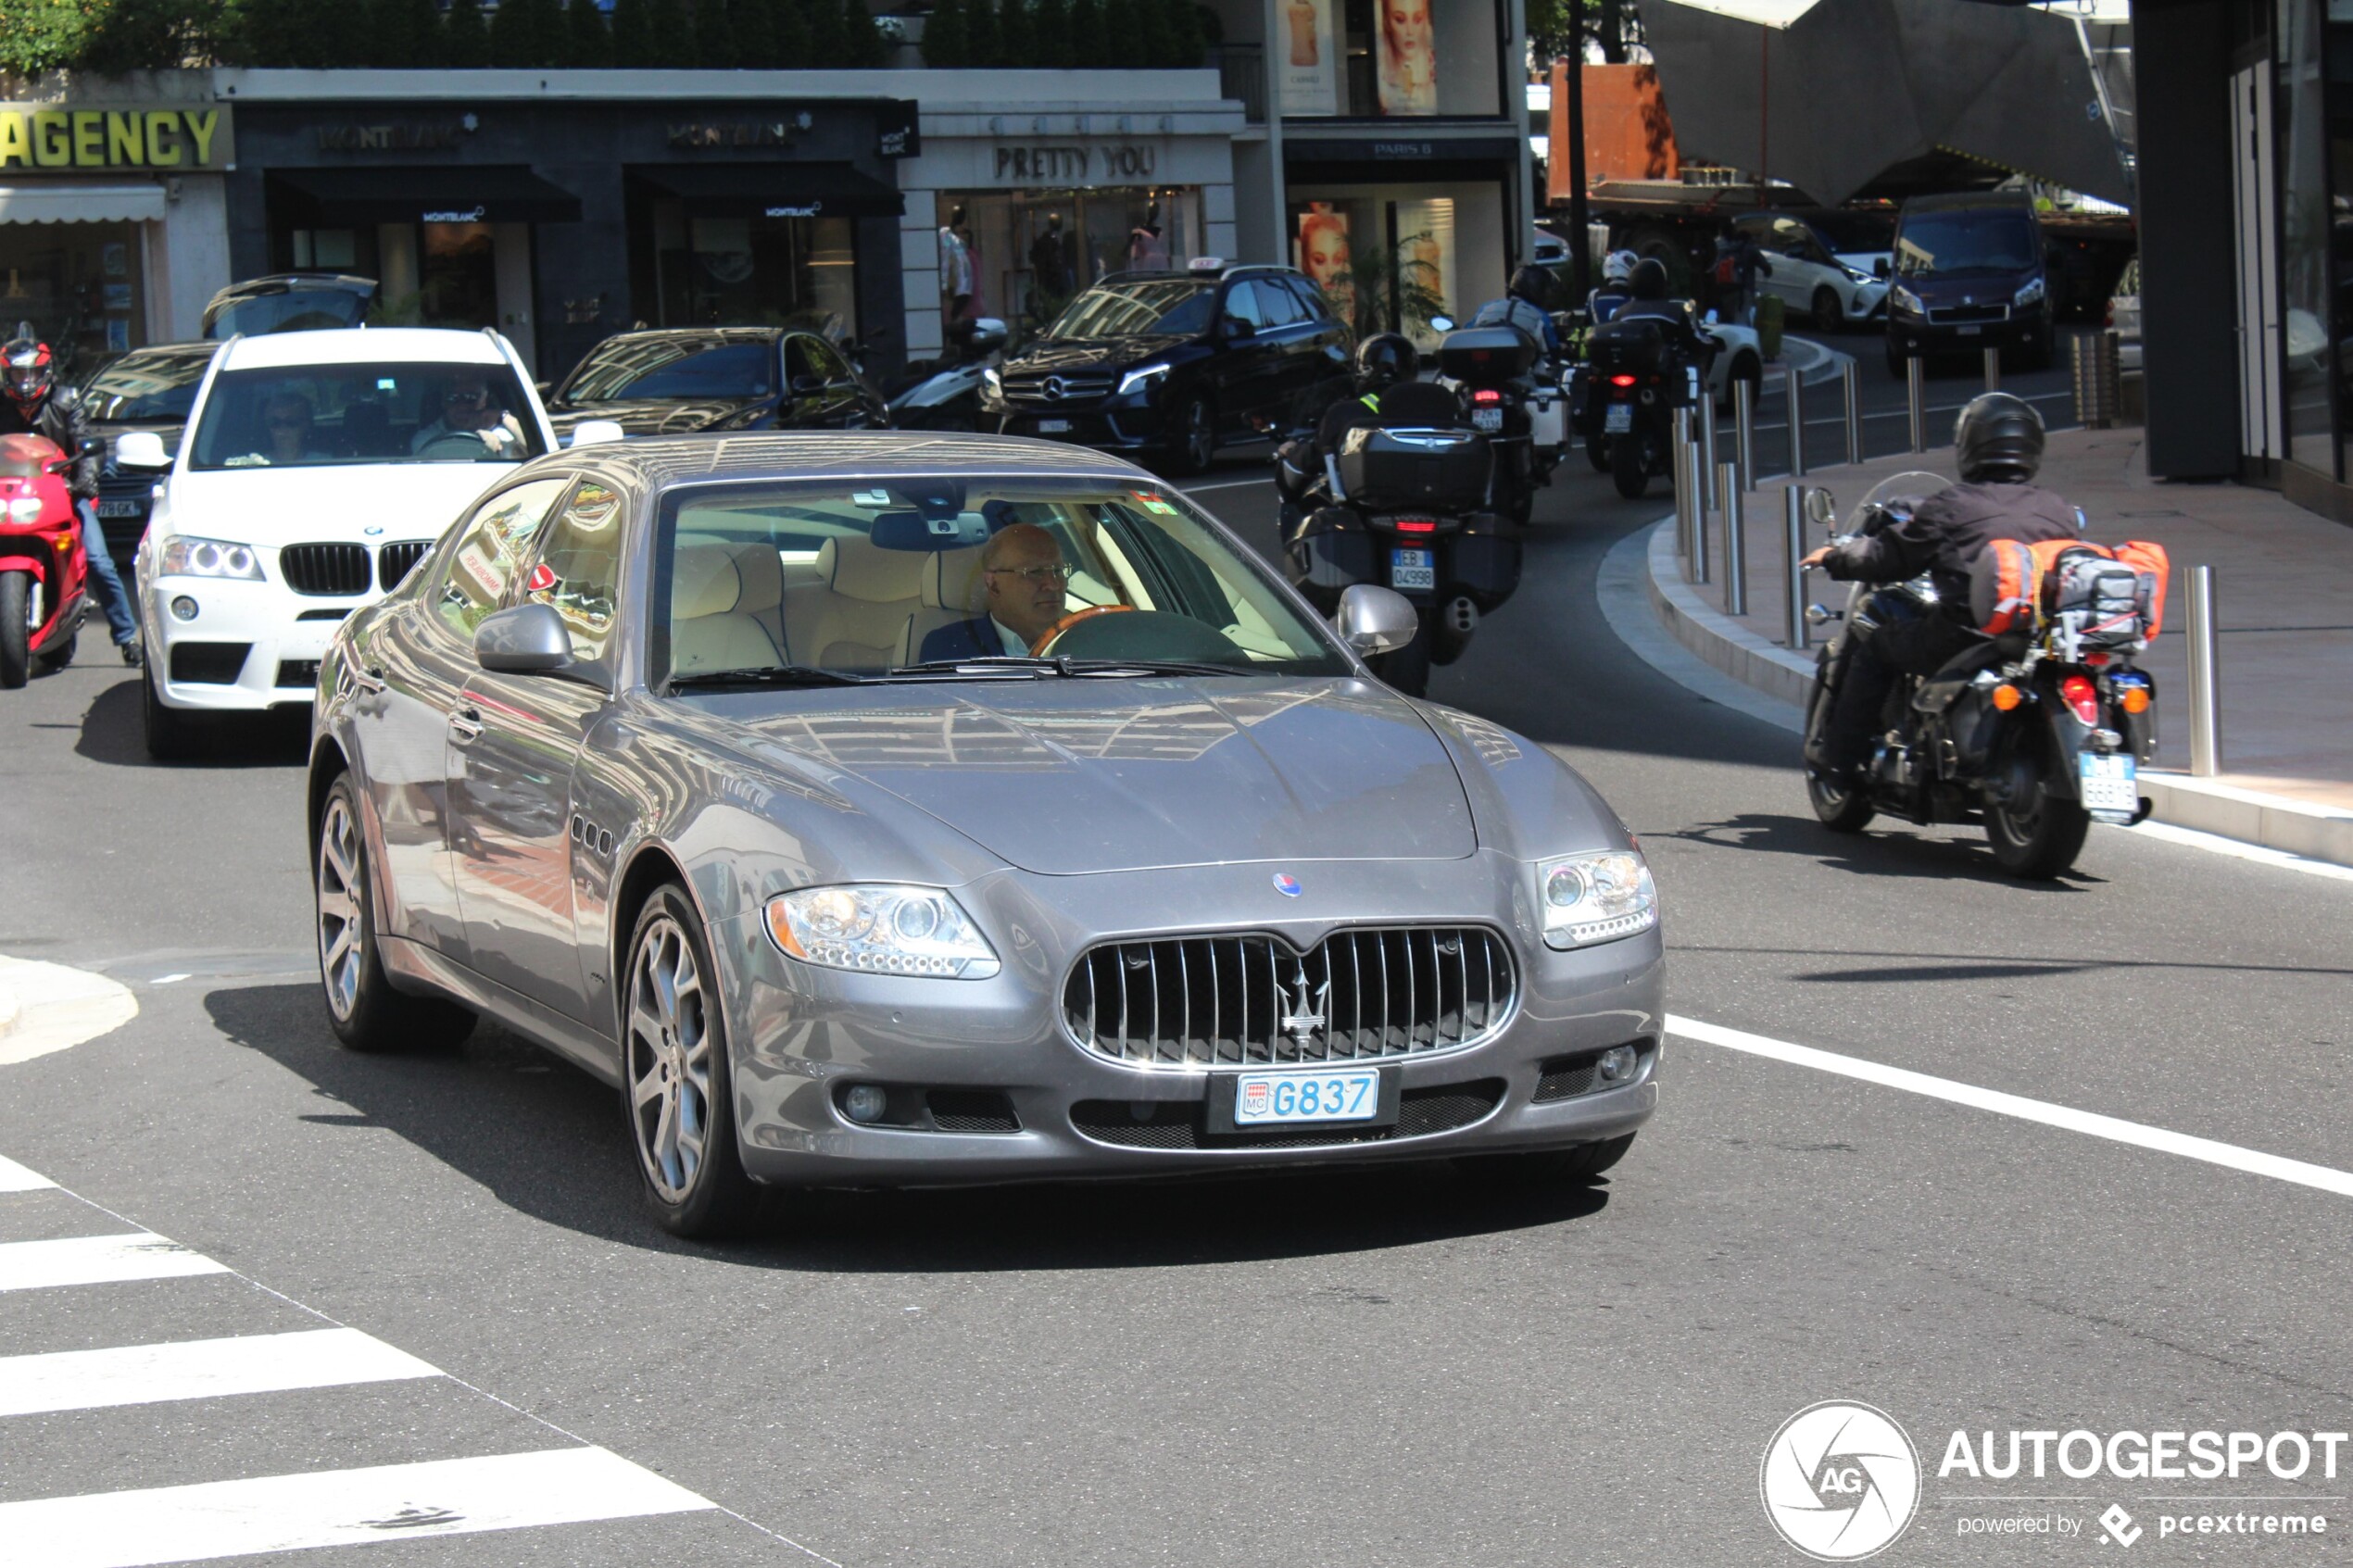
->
xmin=1279 ymin=963 xmax=1329 ymax=1045
xmin=1271 ymin=872 xmax=1302 ymax=897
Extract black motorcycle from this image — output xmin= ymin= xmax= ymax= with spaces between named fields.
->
xmin=1569 ymin=313 xmax=1705 ymax=500
xmin=1428 ymin=317 xmax=1563 ymax=527
xmin=1800 ymin=474 xmax=2159 ymax=879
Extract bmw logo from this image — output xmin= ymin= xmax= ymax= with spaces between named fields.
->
xmin=363 ymin=525 xmax=384 ymax=535
xmin=1272 ymin=872 xmax=1302 ymax=897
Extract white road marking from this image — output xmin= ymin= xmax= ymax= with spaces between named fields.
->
xmin=0 ymin=1446 xmax=714 ymax=1568
xmin=1179 ymin=475 xmax=1276 ymax=492
xmin=0 ymin=1234 xmax=231 ymax=1293
xmin=2121 ymin=818 xmax=2353 ymax=883
xmin=0 ymin=1152 xmax=52 ymax=1192
xmin=0 ymin=1327 xmax=439 ymax=1418
xmin=1669 ymin=1013 xmax=2353 ymax=1199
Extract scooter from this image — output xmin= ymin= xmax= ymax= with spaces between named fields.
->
xmin=886 ymin=318 xmax=1009 ymax=433
xmin=0 ymin=432 xmax=90 ymax=687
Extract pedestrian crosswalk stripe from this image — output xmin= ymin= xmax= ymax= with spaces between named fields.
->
xmin=0 ymin=1152 xmax=52 ymax=1192
xmin=0 ymin=1445 xmax=716 ymax=1568
xmin=0 ymin=1326 xmax=440 ymax=1418
xmin=0 ymin=1233 xmax=231 ymax=1293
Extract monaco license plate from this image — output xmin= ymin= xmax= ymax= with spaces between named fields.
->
xmin=1472 ymin=406 xmax=1504 ymax=433
xmin=1604 ymin=402 xmax=1633 ymax=433
xmin=97 ymin=499 xmax=144 ymax=518
xmin=1204 ymin=1067 xmax=1396 ymax=1136
xmin=1037 ymin=418 xmax=1070 ymax=433
xmin=2080 ymin=751 xmax=2137 ymax=821
xmin=1390 ymin=546 xmax=1435 ymax=591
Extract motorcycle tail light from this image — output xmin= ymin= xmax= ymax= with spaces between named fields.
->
xmin=1991 ymin=684 xmax=2023 ymax=711
xmin=1607 ymin=374 xmax=1637 ymax=388
xmin=1394 ymin=516 xmax=1438 ymax=533
xmin=2119 ymin=685 xmax=2150 ymax=715
xmin=1471 ymin=387 xmax=1504 ymax=406
xmin=2060 ymin=675 xmax=2100 ymax=724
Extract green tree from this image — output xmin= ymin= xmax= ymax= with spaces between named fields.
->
xmin=803 ymin=0 xmax=844 ymax=62
xmin=406 ymin=0 xmax=448 ymax=66
xmin=770 ymin=0 xmax=809 ymax=61
xmin=560 ymin=0 xmax=612 ymax=66
xmin=644 ymin=0 xmax=693 ymax=64
xmin=1066 ymin=0 xmax=1106 ymax=67
xmin=1529 ymin=0 xmax=1638 ymax=65
xmin=610 ymin=0 xmax=654 ymax=61
xmin=1159 ymin=0 xmax=1202 ymax=67
xmin=961 ymin=0 xmax=996 ymax=66
xmin=444 ymin=0 xmax=491 ymax=66
xmin=0 ymin=0 xmax=85 ymax=75
xmin=1104 ymin=0 xmax=1148 ymax=65
xmin=365 ymin=0 xmax=415 ymax=66
xmin=839 ymin=0 xmax=883 ymax=64
xmin=1027 ymin=0 xmax=1069 ymax=67
xmin=729 ymin=0 xmax=775 ymax=65
xmin=496 ymin=0 xmax=565 ymax=66
xmin=691 ymin=0 xmax=737 ymax=64
xmin=76 ymin=0 xmax=228 ymax=72
xmin=995 ymin=0 xmax=1028 ymax=68
xmin=920 ymin=0 xmax=966 ymax=66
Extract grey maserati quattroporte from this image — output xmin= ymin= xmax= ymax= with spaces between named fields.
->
xmin=307 ymin=433 xmax=1662 ymax=1236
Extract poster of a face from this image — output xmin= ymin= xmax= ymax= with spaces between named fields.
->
xmin=1377 ymin=0 xmax=1439 ymax=116
xmin=1296 ymin=206 xmax=1353 ymax=323
xmin=1277 ymin=0 xmax=1340 ymax=116
xmin=1394 ymin=197 xmax=1457 ymax=346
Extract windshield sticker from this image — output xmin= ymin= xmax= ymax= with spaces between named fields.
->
xmin=1130 ymin=491 xmax=1177 ymax=515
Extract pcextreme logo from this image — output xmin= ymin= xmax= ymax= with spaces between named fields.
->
xmin=1760 ymin=1401 xmax=1923 ymax=1561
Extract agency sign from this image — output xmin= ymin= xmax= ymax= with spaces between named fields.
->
xmin=0 ymin=104 xmax=233 ymax=171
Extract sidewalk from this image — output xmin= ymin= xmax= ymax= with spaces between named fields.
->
xmin=1644 ymin=425 xmax=2353 ymax=867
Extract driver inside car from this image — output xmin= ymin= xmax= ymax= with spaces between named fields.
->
xmin=918 ymin=522 xmax=1075 ymax=659
xmin=411 ymin=370 xmax=525 ymax=458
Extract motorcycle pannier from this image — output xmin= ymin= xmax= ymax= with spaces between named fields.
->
xmin=1335 ymin=425 xmax=1492 ymax=512
xmin=1586 ymin=318 xmax=1670 ymax=378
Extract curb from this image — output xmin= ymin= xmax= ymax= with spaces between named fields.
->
xmin=0 ymin=982 xmax=17 ymax=1040
xmin=0 ymin=958 xmax=139 ymax=1067
xmin=1638 ymin=518 xmax=2353 ymax=871
xmin=1773 ymin=335 xmax=1851 ymax=388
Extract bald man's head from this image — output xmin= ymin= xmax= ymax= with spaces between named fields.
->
xmin=980 ymin=523 xmax=1069 ymax=647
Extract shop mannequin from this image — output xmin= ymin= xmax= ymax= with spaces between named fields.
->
xmin=938 ymin=203 xmax=975 ymax=329
xmin=1128 ymin=202 xmax=1170 ymax=270
xmin=1029 ymin=213 xmax=1073 ymax=307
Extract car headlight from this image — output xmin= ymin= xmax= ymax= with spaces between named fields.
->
xmin=980 ymin=366 xmax=1004 ymax=407
xmin=1538 ymin=849 xmax=1657 ymax=949
xmin=2013 ymin=276 xmax=2045 ymax=308
xmin=1117 ymin=362 xmax=1171 ymax=398
xmin=1890 ymin=285 xmax=1923 ymax=315
xmin=157 ymin=534 xmax=264 ymax=581
xmin=765 ymin=884 xmax=1000 ymax=979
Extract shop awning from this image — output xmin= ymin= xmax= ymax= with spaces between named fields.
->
xmin=0 ymin=183 xmax=169 ymax=224
xmin=267 ymin=166 xmax=584 ymax=225
xmin=633 ymin=163 xmax=904 ymax=220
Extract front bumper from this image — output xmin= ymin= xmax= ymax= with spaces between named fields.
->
xmin=137 ymin=572 xmax=363 ymax=710
xmin=994 ymin=398 xmax=1168 ymax=454
xmin=1888 ymin=306 xmax=2045 ymax=356
xmin=705 ymin=852 xmax=1666 ymax=1187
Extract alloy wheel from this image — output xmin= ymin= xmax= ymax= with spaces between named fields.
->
xmin=628 ymin=914 xmax=715 ymax=1203
xmin=315 ymin=796 xmax=364 ymax=1022
xmin=1181 ymin=400 xmax=1214 ymax=470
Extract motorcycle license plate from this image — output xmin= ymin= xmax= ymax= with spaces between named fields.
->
xmin=1037 ymin=418 xmax=1070 ymax=433
xmin=1957 ymin=325 xmax=1982 ymax=336
xmin=1472 ymin=406 xmax=1504 ymax=433
xmin=1604 ymin=403 xmax=1633 ymax=433
xmin=97 ymin=499 xmax=144 ymax=519
xmin=1390 ymin=547 xmax=1435 ymax=591
xmin=2079 ymin=752 xmax=2137 ymax=821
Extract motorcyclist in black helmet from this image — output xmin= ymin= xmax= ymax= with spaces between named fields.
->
xmin=1610 ymin=257 xmax=1716 ymax=370
xmin=1803 ymin=392 xmax=2083 ymax=779
xmin=1274 ymin=333 xmax=1421 ymax=508
xmin=1469 ymin=264 xmax=1562 ymax=358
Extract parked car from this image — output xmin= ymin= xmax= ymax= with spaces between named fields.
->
xmin=124 ymin=326 xmax=565 ymax=758
xmin=82 ymin=341 xmax=218 ymax=586
xmin=308 ymin=431 xmax=1663 ymax=1237
xmin=1732 ymin=211 xmax=1891 ymax=332
xmin=543 ymin=327 xmax=887 ymax=444
xmin=1884 ymin=191 xmax=2053 ymax=372
xmin=984 ymin=263 xmax=1353 ymax=474
xmin=202 ymin=274 xmax=377 ymax=339
xmin=2107 ymin=257 xmax=2142 ymax=371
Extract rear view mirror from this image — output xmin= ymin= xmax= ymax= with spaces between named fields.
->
xmin=475 ymin=602 xmax=574 ymax=674
xmin=1334 ymin=583 xmax=1418 ymax=659
xmin=1804 ymin=487 xmax=1838 ymax=529
xmin=113 ymin=431 xmax=170 ymax=470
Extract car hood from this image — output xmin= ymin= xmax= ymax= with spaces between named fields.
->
xmin=161 ymin=463 xmax=509 ymax=545
xmin=710 ymin=676 xmax=1478 ymax=875
xmin=547 ymin=397 xmax=766 ymax=437
xmin=1003 ymin=335 xmax=1190 ymax=375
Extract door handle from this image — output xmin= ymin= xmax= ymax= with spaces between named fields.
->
xmin=448 ymin=706 xmax=484 ymax=745
xmin=352 ymin=664 xmax=386 ymax=695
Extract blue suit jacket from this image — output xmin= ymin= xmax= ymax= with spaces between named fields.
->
xmin=919 ymin=616 xmax=1005 ymax=662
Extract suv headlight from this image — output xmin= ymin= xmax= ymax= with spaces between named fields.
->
xmin=765 ymin=885 xmax=1000 ymax=979
xmin=1537 ymin=849 xmax=1657 ymax=948
xmin=1117 ymin=362 xmax=1171 ymax=398
xmin=157 ymin=534 xmax=264 ymax=581
xmin=2013 ymin=276 xmax=2045 ymax=309
xmin=1890 ymin=284 xmax=1923 ymax=315
xmin=980 ymin=366 xmax=1004 ymax=408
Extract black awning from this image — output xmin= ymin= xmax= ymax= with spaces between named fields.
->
xmin=632 ymin=162 xmax=904 ymax=220
xmin=267 ymin=166 xmax=584 ymax=226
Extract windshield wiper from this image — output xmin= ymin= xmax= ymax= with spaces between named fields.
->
xmin=1056 ymin=659 xmax=1249 ymax=678
xmin=666 ymin=666 xmax=867 ymax=691
xmin=887 ymin=656 xmax=1067 ymax=677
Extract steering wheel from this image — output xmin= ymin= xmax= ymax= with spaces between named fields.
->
xmin=1030 ymin=604 xmax=1135 ymax=656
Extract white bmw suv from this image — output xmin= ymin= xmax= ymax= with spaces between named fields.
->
xmin=124 ymin=327 xmax=564 ymax=758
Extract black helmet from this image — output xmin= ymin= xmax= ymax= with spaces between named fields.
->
xmin=1352 ymin=332 xmax=1417 ymax=394
xmin=1954 ymin=392 xmax=2045 ymax=483
xmin=1628 ymin=257 xmax=1669 ymax=301
xmin=1508 ymin=264 xmax=1554 ymax=309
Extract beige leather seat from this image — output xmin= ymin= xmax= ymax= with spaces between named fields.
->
xmin=906 ymin=545 xmax=990 ymax=662
xmin=669 ymin=540 xmax=784 ymax=674
xmin=792 ymin=535 xmax=926 ymax=671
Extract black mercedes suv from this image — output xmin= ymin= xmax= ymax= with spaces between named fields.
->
xmin=983 ymin=263 xmax=1352 ymax=474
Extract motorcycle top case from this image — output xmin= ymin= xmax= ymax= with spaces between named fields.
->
xmin=1335 ymin=425 xmax=1492 ymax=512
xmin=1585 ymin=317 xmax=1690 ymax=381
xmin=1437 ymin=326 xmax=1537 ymax=382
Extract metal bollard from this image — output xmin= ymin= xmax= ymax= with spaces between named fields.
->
xmin=1720 ymin=463 xmax=1747 ymax=616
xmin=1688 ymin=436 xmax=1712 ymax=585
xmin=1982 ymin=345 xmax=2001 ymax=392
xmin=1783 ymin=484 xmax=1810 ymax=650
xmin=1906 ymin=355 xmax=1927 ymax=453
xmin=1842 ymin=359 xmax=1863 ymax=466
xmin=1784 ymin=364 xmax=1806 ymax=478
xmin=1734 ymin=374 xmax=1756 ymax=493
xmin=1699 ymin=395 xmax=1719 ymax=513
xmin=2186 ymin=563 xmax=2222 ymax=777
xmin=1671 ymin=409 xmax=1694 ymax=560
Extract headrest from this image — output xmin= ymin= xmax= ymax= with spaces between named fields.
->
xmin=818 ymin=534 xmax=927 ymax=602
xmin=672 ymin=544 xmax=743 ymax=621
xmin=729 ymin=541 xmax=783 ymax=614
xmin=924 ymin=545 xmax=988 ymax=612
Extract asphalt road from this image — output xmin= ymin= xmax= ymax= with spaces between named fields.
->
xmin=0 ymin=434 xmax=2347 ymax=1568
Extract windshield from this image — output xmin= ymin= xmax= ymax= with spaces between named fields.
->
xmin=85 ymin=349 xmax=212 ymax=422
xmin=1046 ymin=281 xmax=1215 ymax=339
xmin=1894 ymin=213 xmax=2037 ymax=278
xmin=561 ymin=338 xmax=772 ymax=403
xmin=205 ymin=285 xmax=371 ymax=339
xmin=658 ymin=477 xmax=1351 ymax=682
xmin=1805 ymin=210 xmax=1895 ymax=257
xmin=1845 ymin=470 xmax=1952 ymax=534
xmin=188 ymin=362 xmax=547 ymax=470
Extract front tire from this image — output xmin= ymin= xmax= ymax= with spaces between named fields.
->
xmin=1984 ymin=768 xmax=2091 ymax=879
xmin=1803 ymin=672 xmax=1876 ymax=832
xmin=1585 ymin=432 xmax=1610 ymax=473
xmin=0 ymin=572 xmax=29 ymax=689
xmin=141 ymin=669 xmax=206 ymax=760
xmin=623 ymin=884 xmax=761 ymax=1238
xmin=1460 ymin=1133 xmax=1638 ymax=1186
xmin=1163 ymin=395 xmax=1215 ymax=477
xmin=1812 ymin=287 xmax=1843 ymax=334
xmin=314 ymin=774 xmax=476 ymax=1052
xmin=1609 ymin=434 xmax=1650 ymax=500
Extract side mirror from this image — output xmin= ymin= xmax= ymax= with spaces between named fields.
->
xmin=1755 ymin=257 xmax=1774 ymax=277
xmin=565 ymin=419 xmax=624 ymax=448
xmin=1428 ymin=314 xmax=1456 ymax=333
xmin=113 ymin=431 xmax=170 ymax=470
xmin=1875 ymin=258 xmax=1892 ymax=279
xmin=790 ymin=374 xmax=826 ymax=395
xmin=1804 ymin=487 xmax=1838 ymax=529
xmin=474 ymin=601 xmax=574 ymax=674
xmin=1333 ymin=583 xmax=1419 ymax=659
xmin=1222 ymin=316 xmax=1255 ymax=340
xmin=1704 ymin=308 xmax=1720 ymax=325
xmin=967 ymin=317 xmax=1009 ymax=350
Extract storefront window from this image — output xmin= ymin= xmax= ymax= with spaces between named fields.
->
xmin=937 ymin=188 xmax=1198 ymax=333
xmin=1290 ymin=184 xmax=1498 ymax=348
xmin=2280 ymin=0 xmax=2335 ymax=473
xmin=650 ymin=202 xmax=860 ymax=339
xmin=1278 ymin=0 xmax=1504 ymax=119
xmin=0 ymin=220 xmax=146 ymax=372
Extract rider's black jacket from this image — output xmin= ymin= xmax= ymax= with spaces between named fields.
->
xmin=0 ymin=385 xmax=98 ymax=499
xmin=1821 ymin=481 xmax=2081 ymax=620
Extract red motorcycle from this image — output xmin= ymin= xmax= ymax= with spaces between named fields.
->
xmin=0 ymin=432 xmax=88 ymax=687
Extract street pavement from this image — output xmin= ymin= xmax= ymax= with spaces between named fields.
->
xmin=0 ymin=421 xmax=2347 ymax=1566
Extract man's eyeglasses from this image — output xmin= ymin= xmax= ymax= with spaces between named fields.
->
xmin=266 ymin=415 xmax=308 ymax=430
xmin=987 ymin=563 xmax=1073 ymax=583
xmin=444 ymin=387 xmax=490 ymax=406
